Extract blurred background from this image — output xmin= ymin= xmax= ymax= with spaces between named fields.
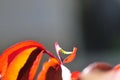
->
xmin=0 ymin=0 xmax=120 ymax=73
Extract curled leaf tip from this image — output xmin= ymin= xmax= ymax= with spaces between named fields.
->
xmin=55 ymin=42 xmax=77 ymax=64
xmin=55 ymin=42 xmax=73 ymax=55
xmin=63 ymin=47 xmax=77 ymax=63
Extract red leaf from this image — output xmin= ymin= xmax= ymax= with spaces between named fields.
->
xmin=71 ymin=71 xmax=80 ymax=80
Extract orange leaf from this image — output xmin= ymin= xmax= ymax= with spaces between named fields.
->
xmin=37 ymin=58 xmax=62 ymax=80
xmin=63 ymin=47 xmax=77 ymax=63
xmin=114 ymin=64 xmax=120 ymax=71
xmin=0 ymin=40 xmax=45 ymax=80
xmin=29 ymin=50 xmax=44 ymax=80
